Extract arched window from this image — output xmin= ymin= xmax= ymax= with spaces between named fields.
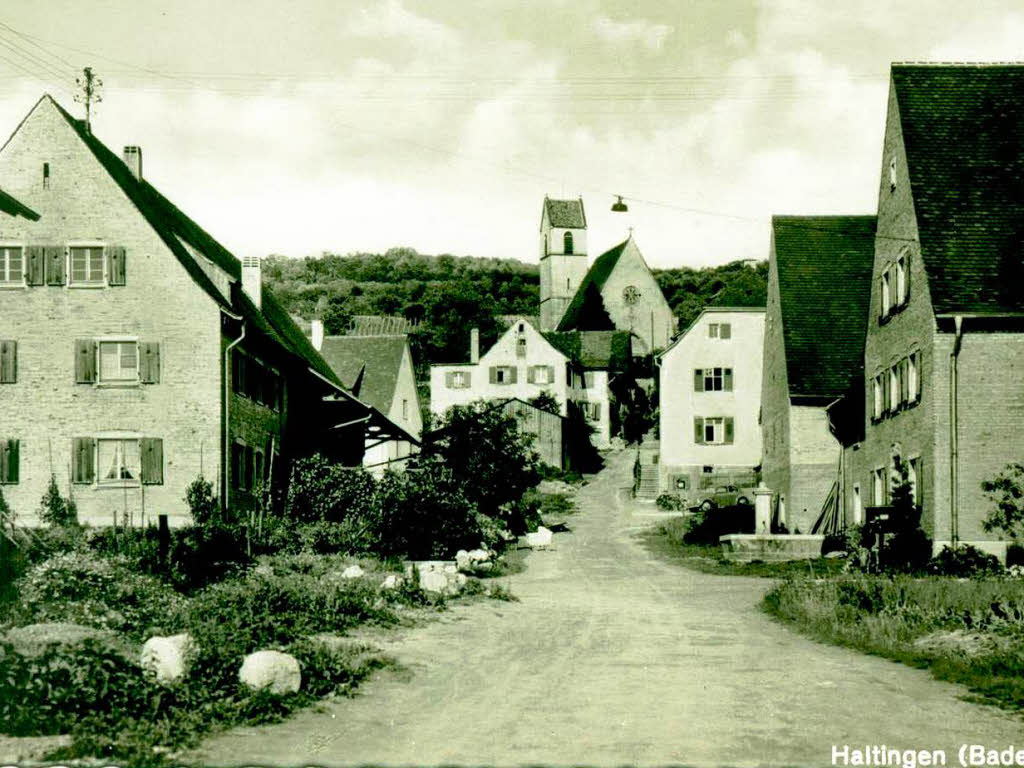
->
xmin=563 ymin=231 xmax=574 ymax=254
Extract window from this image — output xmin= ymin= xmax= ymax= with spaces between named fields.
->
xmin=231 ymin=442 xmax=245 ymax=491
xmin=909 ymin=456 xmax=921 ymax=506
xmin=708 ymin=323 xmax=732 ymax=339
xmin=69 ymin=245 xmax=105 ymax=285
xmin=694 ymin=416 xmax=734 ymax=445
xmin=491 ymin=366 xmax=516 ymax=385
xmin=583 ymin=371 xmax=595 ymax=389
xmin=872 ymin=468 xmax=885 ymax=506
xmin=0 ymin=246 xmax=24 ymax=286
xmin=889 ymin=157 xmax=897 ymax=192
xmin=889 ymin=366 xmax=900 ymax=411
xmin=709 ymin=324 xmax=718 ymax=338
xmin=563 ymin=231 xmax=574 ymax=254
xmin=704 ymin=417 xmax=724 ymax=443
xmin=908 ymin=352 xmax=919 ymax=402
xmin=529 ymin=365 xmax=553 ymax=385
xmin=0 ymin=439 xmax=19 ymax=484
xmin=852 ymin=484 xmax=862 ymax=525
xmin=231 ymin=352 xmax=281 ymax=409
xmin=872 ymin=375 xmax=883 ymax=420
xmin=584 ymin=402 xmax=601 ymax=421
xmin=517 ymin=333 xmax=527 ymax=358
xmin=42 ymin=162 xmax=50 ymax=189
xmin=98 ymin=340 xmax=139 ymax=383
xmin=697 ymin=367 xmax=733 ymax=392
xmin=402 ymin=399 xmax=409 ymax=419
xmin=447 ymin=370 xmax=469 ymax=389
xmin=880 ymin=269 xmax=891 ymax=317
xmin=896 ymin=255 xmax=907 ymax=305
xmin=98 ymin=438 xmax=141 ymax=485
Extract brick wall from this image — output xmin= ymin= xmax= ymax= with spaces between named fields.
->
xmin=0 ymin=98 xmax=222 ymax=526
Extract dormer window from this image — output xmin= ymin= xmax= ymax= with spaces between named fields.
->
xmin=564 ymin=231 xmax=574 ymax=254
xmin=889 ymin=157 xmax=897 ymax=192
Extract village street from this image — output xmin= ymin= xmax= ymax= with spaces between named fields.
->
xmin=195 ymin=450 xmax=1024 ymax=767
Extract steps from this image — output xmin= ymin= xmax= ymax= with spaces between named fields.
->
xmin=634 ymin=464 xmax=660 ymax=500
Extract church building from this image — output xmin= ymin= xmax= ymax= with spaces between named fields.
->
xmin=538 ymin=197 xmax=675 ymax=355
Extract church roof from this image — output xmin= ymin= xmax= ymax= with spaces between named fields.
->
xmin=556 ymin=237 xmax=629 ymax=332
xmin=543 ymin=330 xmax=631 ymax=371
xmin=543 ymin=197 xmax=586 ymax=229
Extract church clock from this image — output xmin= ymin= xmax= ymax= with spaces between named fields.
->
xmin=623 ymin=285 xmax=640 ymax=305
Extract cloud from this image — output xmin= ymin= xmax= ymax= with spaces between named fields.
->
xmin=346 ymin=0 xmax=458 ymax=51
xmin=592 ymin=15 xmax=672 ymax=51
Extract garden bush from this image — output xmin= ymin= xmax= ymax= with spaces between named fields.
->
xmin=656 ymin=493 xmax=685 ymax=511
xmin=927 ymin=545 xmax=1004 ymax=577
xmin=285 ymin=458 xmax=376 ymax=524
xmin=683 ymin=505 xmax=753 ymax=545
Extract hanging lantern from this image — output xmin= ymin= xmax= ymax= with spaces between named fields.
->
xmin=611 ymin=195 xmax=628 ymax=213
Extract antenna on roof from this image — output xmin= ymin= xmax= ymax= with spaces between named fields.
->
xmin=74 ymin=67 xmax=103 ymax=133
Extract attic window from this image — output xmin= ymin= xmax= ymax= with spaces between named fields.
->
xmin=889 ymin=157 xmax=897 ymax=192
xmin=42 ymin=162 xmax=50 ymax=189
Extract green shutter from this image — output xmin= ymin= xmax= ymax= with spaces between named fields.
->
xmin=75 ymin=340 xmax=96 ymax=383
xmin=0 ymin=341 xmax=16 ymax=383
xmin=694 ymin=417 xmax=704 ymax=444
xmin=464 ymin=371 xmax=472 ymax=387
xmin=72 ymin=437 xmax=94 ymax=484
xmin=6 ymin=440 xmax=18 ymax=484
xmin=694 ymin=369 xmax=704 ymax=392
xmin=904 ymin=253 xmax=911 ymax=304
xmin=141 ymin=438 xmax=163 ymax=485
xmin=720 ymin=323 xmax=731 ymax=339
xmin=0 ymin=441 xmax=7 ymax=484
xmin=725 ymin=417 xmax=734 ymax=444
xmin=724 ymin=368 xmax=733 ymax=392
xmin=25 ymin=246 xmax=44 ymax=286
xmin=527 ymin=366 xmax=536 ymax=384
xmin=45 ymin=246 xmax=64 ymax=286
xmin=445 ymin=371 xmax=455 ymax=388
xmin=107 ymin=246 xmax=126 ymax=286
xmin=140 ymin=342 xmax=161 ymax=384
xmin=489 ymin=366 xmax=497 ymax=384
xmin=509 ymin=366 xmax=518 ymax=384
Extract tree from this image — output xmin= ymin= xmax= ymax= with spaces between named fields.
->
xmin=982 ymin=462 xmax=1024 ymax=542
xmin=38 ymin=474 xmax=77 ymax=527
xmin=527 ymin=390 xmax=560 ymax=414
xmin=421 ymin=401 xmax=540 ymax=527
xmin=877 ymin=455 xmax=931 ymax=572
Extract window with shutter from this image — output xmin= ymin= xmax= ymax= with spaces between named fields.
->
xmin=0 ymin=246 xmax=24 ymax=286
xmin=98 ymin=340 xmax=139 ymax=383
xmin=97 ymin=438 xmax=141 ymax=485
xmin=107 ymin=246 xmax=126 ymax=286
xmin=74 ymin=340 xmax=97 ymax=384
xmin=908 ymin=352 xmax=919 ymax=402
xmin=0 ymin=439 xmax=17 ymax=484
xmin=68 ymin=245 xmax=104 ymax=286
xmin=0 ymin=341 xmax=16 ymax=383
xmin=71 ymin=437 xmax=95 ymax=484
xmin=140 ymin=438 xmax=163 ymax=485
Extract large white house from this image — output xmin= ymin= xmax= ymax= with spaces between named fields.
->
xmin=658 ymin=308 xmax=765 ymax=498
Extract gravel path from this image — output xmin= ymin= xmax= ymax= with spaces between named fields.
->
xmin=194 ymin=450 xmax=1024 ymax=766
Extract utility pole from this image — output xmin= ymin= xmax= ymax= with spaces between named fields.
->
xmin=75 ymin=67 xmax=102 ymax=133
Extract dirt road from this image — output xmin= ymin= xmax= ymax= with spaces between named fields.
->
xmin=196 ymin=450 xmax=1023 ymax=766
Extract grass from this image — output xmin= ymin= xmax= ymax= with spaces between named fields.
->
xmin=640 ymin=516 xmax=847 ymax=578
xmin=763 ymin=575 xmax=1024 ymax=713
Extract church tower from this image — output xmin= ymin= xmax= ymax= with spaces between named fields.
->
xmin=539 ymin=196 xmax=589 ymax=331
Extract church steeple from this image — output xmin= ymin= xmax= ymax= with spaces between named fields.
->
xmin=539 ymin=196 xmax=589 ymax=331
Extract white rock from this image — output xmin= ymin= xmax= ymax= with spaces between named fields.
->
xmin=468 ymin=548 xmax=491 ymax=563
xmin=140 ymin=633 xmax=194 ymax=684
xmin=420 ymin=570 xmax=449 ymax=594
xmin=380 ymin=574 xmax=403 ymax=590
xmin=525 ymin=526 xmax=553 ymax=549
xmin=454 ymin=573 xmax=468 ymax=589
xmin=443 ymin=564 xmax=457 ymax=574
xmin=341 ymin=565 xmax=365 ymax=579
xmin=239 ymin=650 xmax=302 ymax=694
xmin=455 ymin=550 xmax=472 ymax=570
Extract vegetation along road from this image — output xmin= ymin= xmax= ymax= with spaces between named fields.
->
xmin=196 ymin=450 xmax=1023 ymax=767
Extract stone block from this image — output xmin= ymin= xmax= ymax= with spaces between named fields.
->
xmin=239 ymin=650 xmax=301 ymax=694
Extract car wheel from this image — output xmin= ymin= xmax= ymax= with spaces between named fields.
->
xmin=737 ymin=496 xmax=749 ymax=506
xmin=700 ymin=499 xmax=714 ymax=512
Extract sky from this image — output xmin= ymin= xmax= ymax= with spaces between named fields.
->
xmin=0 ymin=1 xmax=1022 ymax=268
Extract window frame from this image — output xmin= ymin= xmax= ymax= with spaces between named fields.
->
xmin=702 ymin=367 xmax=726 ymax=392
xmin=889 ymin=365 xmax=900 ymax=413
xmin=896 ymin=255 xmax=907 ymax=306
xmin=703 ymin=416 xmax=725 ymax=445
xmin=96 ymin=337 xmax=140 ymax=386
xmin=452 ymin=370 xmax=467 ymax=389
xmin=530 ymin=365 xmax=553 ymax=385
xmin=908 ymin=351 xmax=920 ymax=404
xmin=880 ymin=268 xmax=891 ymax=318
xmin=95 ymin=433 xmax=143 ymax=488
xmin=872 ymin=467 xmax=885 ymax=506
xmin=67 ymin=241 xmax=107 ymax=288
xmin=495 ymin=365 xmax=514 ymax=384
xmin=708 ymin=323 xmax=719 ymax=339
xmin=0 ymin=243 xmax=25 ymax=288
xmin=872 ymin=374 xmax=883 ymax=421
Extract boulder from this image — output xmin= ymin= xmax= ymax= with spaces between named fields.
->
xmin=468 ymin=548 xmax=491 ymax=563
xmin=525 ymin=526 xmax=553 ymax=549
xmin=341 ymin=565 xmax=365 ymax=580
xmin=4 ymin=622 xmax=133 ymax=661
xmin=239 ymin=650 xmax=302 ymax=694
xmin=140 ymin=633 xmax=194 ymax=684
xmin=380 ymin=574 xmax=403 ymax=590
xmin=420 ymin=570 xmax=449 ymax=594
xmin=443 ymin=564 xmax=457 ymax=574
xmin=455 ymin=550 xmax=472 ymax=571
xmin=454 ymin=573 xmax=468 ymax=590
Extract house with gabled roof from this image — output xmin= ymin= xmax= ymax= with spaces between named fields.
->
xmin=312 ymin=323 xmax=422 ymax=474
xmin=0 ymin=94 xmax=414 ymax=525
xmin=760 ymin=215 xmax=876 ymax=534
xmin=833 ymin=64 xmax=1024 ymax=558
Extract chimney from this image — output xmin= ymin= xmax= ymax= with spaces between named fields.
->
xmin=311 ymin=318 xmax=324 ymax=351
xmin=122 ymin=146 xmax=142 ymax=181
xmin=470 ymin=328 xmax=480 ymax=364
xmin=241 ymin=256 xmax=262 ymax=309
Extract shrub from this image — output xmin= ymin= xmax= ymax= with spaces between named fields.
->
xmin=185 ymin=474 xmax=222 ymax=527
xmin=10 ymin=552 xmax=188 ymax=638
xmin=656 ymin=493 xmax=685 ymax=511
xmin=928 ymin=545 xmax=1004 ymax=577
xmin=288 ymin=638 xmax=390 ymax=698
xmin=683 ymin=505 xmax=752 ymax=545
xmin=285 ymin=457 xmax=377 ymax=524
xmin=982 ymin=463 xmax=1024 ymax=543
xmin=38 ymin=474 xmax=77 ymax=527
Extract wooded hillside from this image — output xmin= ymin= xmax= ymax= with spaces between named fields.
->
xmin=263 ymin=248 xmax=767 ymax=368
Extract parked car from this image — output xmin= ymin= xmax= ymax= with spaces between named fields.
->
xmin=693 ymin=485 xmax=754 ymax=511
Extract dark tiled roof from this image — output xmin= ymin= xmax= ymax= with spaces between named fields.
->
xmin=542 ymin=330 xmax=631 ymax=371
xmin=772 ymin=216 xmax=877 ymax=398
xmin=556 ymin=238 xmax=629 ymax=332
xmin=544 ymin=197 xmax=586 ymax=229
xmin=347 ymin=315 xmax=420 ymax=335
xmin=318 ymin=335 xmax=408 ymax=413
xmin=892 ymin=64 xmax=1024 ymax=313
xmin=0 ymin=187 xmax=38 ymax=220
xmin=48 ymin=96 xmax=343 ymax=388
